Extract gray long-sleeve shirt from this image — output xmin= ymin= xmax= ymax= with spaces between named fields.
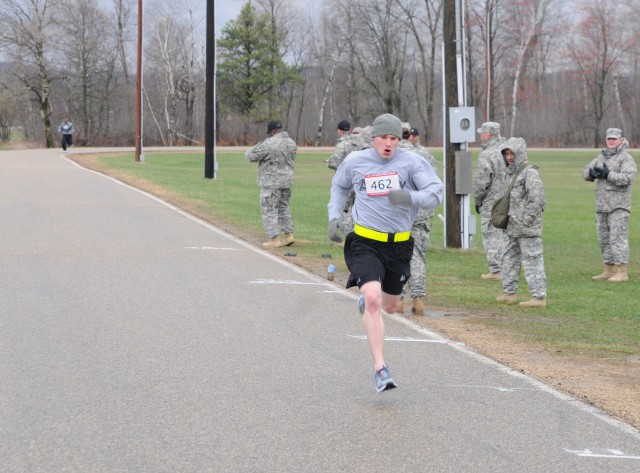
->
xmin=328 ymin=147 xmax=443 ymax=233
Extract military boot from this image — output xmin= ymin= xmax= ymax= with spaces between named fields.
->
xmin=608 ymin=264 xmax=628 ymax=282
xmin=496 ymin=293 xmax=517 ymax=304
xmin=262 ymin=236 xmax=282 ymax=248
xmin=412 ymin=297 xmax=425 ymax=316
xmin=519 ymin=297 xmax=547 ymax=308
xmin=395 ymin=298 xmax=404 ymax=314
xmin=481 ymin=272 xmax=502 ymax=280
xmin=592 ymin=264 xmax=616 ymax=281
xmin=282 ymin=233 xmax=295 ymax=246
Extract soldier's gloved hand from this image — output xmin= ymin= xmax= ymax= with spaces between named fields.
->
xmin=600 ymin=163 xmax=610 ymax=179
xmin=475 ymin=203 xmax=481 ymax=214
xmin=593 ymin=166 xmax=605 ymax=179
xmin=328 ymin=219 xmax=342 ymax=243
xmin=588 ymin=167 xmax=599 ymax=180
xmin=388 ymin=190 xmax=412 ymax=206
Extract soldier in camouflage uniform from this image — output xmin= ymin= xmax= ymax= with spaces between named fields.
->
xmin=357 ymin=125 xmax=373 ymax=151
xmin=495 ymin=137 xmax=547 ymax=308
xmin=395 ymin=126 xmax=439 ymax=316
xmin=245 ymin=120 xmax=297 ymax=248
xmin=327 ymin=120 xmax=354 ymax=170
xmin=327 ymin=120 xmax=358 ymax=235
xmin=583 ymin=128 xmax=637 ymax=282
xmin=397 ymin=122 xmax=415 ymax=152
xmin=350 ymin=127 xmax=362 ymax=149
xmin=473 ymin=122 xmax=506 ymax=280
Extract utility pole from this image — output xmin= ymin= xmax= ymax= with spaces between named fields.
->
xmin=443 ymin=0 xmax=461 ymax=248
xmin=443 ymin=0 xmax=475 ymax=249
xmin=204 ymin=0 xmax=216 ymax=179
xmin=135 ymin=0 xmax=143 ymax=162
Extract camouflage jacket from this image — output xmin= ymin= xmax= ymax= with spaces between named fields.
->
xmin=582 ymin=139 xmax=637 ymax=213
xmin=245 ymin=131 xmax=297 ymax=188
xmin=501 ymin=137 xmax=545 ymax=238
xmin=397 ymin=139 xmax=415 ymax=151
xmin=473 ymin=135 xmax=505 ymax=217
xmin=413 ymin=143 xmax=439 ymax=225
xmin=327 ymin=133 xmax=356 ymax=170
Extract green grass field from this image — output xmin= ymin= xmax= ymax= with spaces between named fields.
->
xmin=89 ymin=149 xmax=640 ymax=358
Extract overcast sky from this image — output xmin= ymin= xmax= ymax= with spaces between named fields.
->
xmin=214 ymin=0 xmax=313 ymax=37
xmin=215 ymin=0 xmax=247 ymax=36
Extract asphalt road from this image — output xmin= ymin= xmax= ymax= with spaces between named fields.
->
xmin=1 ymin=148 xmax=639 ymax=472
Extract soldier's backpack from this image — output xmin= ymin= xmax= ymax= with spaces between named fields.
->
xmin=490 ymin=164 xmax=528 ymax=229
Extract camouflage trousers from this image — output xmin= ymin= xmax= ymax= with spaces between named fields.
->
xmin=260 ymin=187 xmax=293 ymax=238
xmin=596 ymin=209 xmax=630 ymax=264
xmin=480 ymin=216 xmax=506 ymax=273
xmin=340 ymin=190 xmax=355 ymax=234
xmin=502 ymin=235 xmax=547 ymax=298
xmin=340 ymin=207 xmax=354 ymax=235
xmin=402 ymin=223 xmax=430 ymax=299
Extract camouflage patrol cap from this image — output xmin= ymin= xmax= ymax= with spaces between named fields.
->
xmin=337 ymin=120 xmax=351 ymax=131
xmin=477 ymin=121 xmax=500 ymax=136
xmin=606 ymin=128 xmax=622 ymax=139
xmin=267 ymin=120 xmax=283 ymax=133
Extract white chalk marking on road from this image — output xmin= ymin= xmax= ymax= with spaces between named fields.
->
xmin=564 ymin=448 xmax=640 ymax=460
xmin=185 ymin=246 xmax=239 ymax=250
xmin=349 ymin=335 xmax=448 ymax=344
xmin=249 ymin=279 xmax=329 ymax=286
xmin=447 ymin=384 xmax=537 ymax=393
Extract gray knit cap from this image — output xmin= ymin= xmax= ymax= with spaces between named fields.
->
xmin=371 ymin=113 xmax=402 ymax=139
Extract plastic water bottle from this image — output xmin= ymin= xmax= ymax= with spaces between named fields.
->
xmin=327 ymin=262 xmax=336 ymax=281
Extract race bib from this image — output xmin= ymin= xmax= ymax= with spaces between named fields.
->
xmin=363 ymin=172 xmax=400 ymax=196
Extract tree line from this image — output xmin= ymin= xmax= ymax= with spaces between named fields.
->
xmin=1 ymin=0 xmax=639 ymax=149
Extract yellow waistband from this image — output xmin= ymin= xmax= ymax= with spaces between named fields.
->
xmin=354 ymin=224 xmax=411 ymax=243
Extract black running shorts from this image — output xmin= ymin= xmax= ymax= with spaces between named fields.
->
xmin=344 ymin=233 xmax=414 ymax=295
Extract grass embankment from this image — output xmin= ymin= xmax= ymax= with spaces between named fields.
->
xmin=77 ymin=149 xmax=639 ymax=359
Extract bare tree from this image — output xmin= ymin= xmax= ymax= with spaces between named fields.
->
xmin=58 ymin=0 xmax=116 ymax=144
xmin=307 ymin=3 xmax=350 ymax=145
xmin=500 ymin=0 xmax=552 ymax=137
xmin=0 ymin=0 xmax=62 ymax=147
xmin=345 ymin=0 xmax=410 ymax=115
xmin=468 ymin=0 xmax=505 ymax=121
xmin=563 ymin=1 xmax=630 ymax=146
xmin=394 ymin=0 xmax=442 ymax=139
xmin=147 ymin=13 xmax=182 ymax=145
xmin=112 ymin=0 xmax=132 ymax=84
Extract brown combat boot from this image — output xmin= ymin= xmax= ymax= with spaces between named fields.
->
xmin=261 ymin=236 xmax=282 ymax=248
xmin=496 ymin=293 xmax=517 ymax=304
xmin=395 ymin=298 xmax=404 ymax=314
xmin=519 ymin=297 xmax=547 ymax=308
xmin=282 ymin=233 xmax=295 ymax=246
xmin=412 ymin=297 xmax=425 ymax=316
xmin=592 ymin=264 xmax=616 ymax=281
xmin=608 ymin=264 xmax=628 ymax=282
xmin=481 ymin=272 xmax=502 ymax=280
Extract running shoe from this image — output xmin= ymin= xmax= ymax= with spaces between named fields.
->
xmin=375 ymin=365 xmax=397 ymax=392
xmin=357 ymin=295 xmax=365 ymax=315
